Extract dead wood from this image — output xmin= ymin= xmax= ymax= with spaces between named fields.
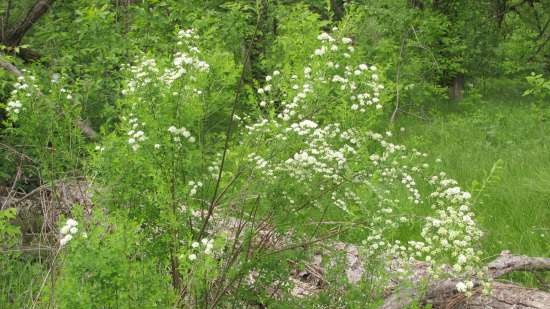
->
xmin=382 ymin=251 xmax=550 ymax=309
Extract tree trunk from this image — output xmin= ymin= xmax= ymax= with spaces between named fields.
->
xmin=330 ymin=0 xmax=345 ymax=21
xmin=449 ymin=74 xmax=465 ymax=100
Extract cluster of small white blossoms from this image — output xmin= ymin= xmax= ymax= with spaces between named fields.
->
xmin=4 ymin=74 xmax=38 ymax=118
xmin=121 ymin=58 xmax=160 ymax=95
xmin=168 ymin=125 xmax=195 ymax=143
xmin=323 ymin=129 xmax=484 ymax=293
xmin=124 ymin=114 xmax=147 ymax=151
xmin=330 ymin=187 xmax=362 ymax=213
xmin=315 ymin=30 xmax=384 ymax=111
xmin=253 ymin=30 xmax=383 ymax=126
xmin=394 ymin=174 xmax=484 ymax=292
xmin=277 ymin=122 xmax=357 ymax=183
xmin=315 ymin=32 xmax=355 ymax=57
xmin=366 ymin=172 xmax=483 ymax=292
xmin=187 ymin=238 xmax=215 ymax=261
xmin=423 ymin=175 xmax=484 ymax=274
xmin=59 ymin=218 xmax=79 ymax=246
xmin=121 ymin=28 xmax=208 ymax=98
xmin=115 ymin=27 xmax=210 ymax=158
xmin=207 ymin=152 xmax=223 ymax=179
xmin=247 ymin=153 xmax=272 ymax=177
xmin=366 ymin=131 xmax=426 ymax=205
xmin=188 ymin=180 xmax=203 ymax=197
xmin=161 ymin=28 xmax=209 ymax=85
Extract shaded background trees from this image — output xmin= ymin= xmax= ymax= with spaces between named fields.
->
xmin=1 ymin=0 xmax=549 ymax=124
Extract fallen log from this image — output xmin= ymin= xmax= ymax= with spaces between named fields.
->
xmin=382 ymin=251 xmax=550 ymax=309
xmin=443 ymin=282 xmax=550 ymax=309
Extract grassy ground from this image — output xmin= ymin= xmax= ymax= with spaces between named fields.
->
xmin=394 ymin=83 xmax=550 ymax=285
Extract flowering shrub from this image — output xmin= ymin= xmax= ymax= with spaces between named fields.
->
xmin=83 ymin=25 xmax=487 ymax=307
xmin=1 ymin=17 xmax=486 ymax=308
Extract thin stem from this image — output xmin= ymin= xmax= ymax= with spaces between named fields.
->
xmin=196 ymin=13 xmax=261 ymax=241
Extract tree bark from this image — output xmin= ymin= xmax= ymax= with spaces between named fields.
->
xmin=330 ymin=0 xmax=345 ymax=21
xmin=449 ymin=74 xmax=465 ymax=100
xmin=2 ymin=0 xmax=55 ymax=46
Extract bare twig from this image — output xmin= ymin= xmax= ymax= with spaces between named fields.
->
xmin=196 ymin=12 xmax=261 ymax=241
xmin=0 ymin=158 xmax=23 ymax=210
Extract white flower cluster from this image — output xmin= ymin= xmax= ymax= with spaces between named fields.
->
xmin=312 ymin=30 xmax=383 ymax=110
xmin=254 ymin=31 xmax=383 ymax=124
xmin=110 ymin=28 xmax=486 ymax=296
xmin=59 ymin=218 xmax=79 ymax=246
xmin=279 ymin=123 xmax=354 ymax=183
xmin=276 ymin=82 xmax=314 ymax=121
xmin=421 ymin=175 xmax=483 ymax=276
xmin=207 ymin=153 xmax=223 ymax=179
xmin=247 ymin=153 xmax=272 ymax=176
xmin=121 ymin=29 xmax=208 ymax=97
xmin=162 ymin=29 xmax=209 ymax=85
xmin=366 ymin=131 xmax=426 ymax=205
xmin=187 ymin=238 xmax=215 ymax=261
xmin=239 ymin=32 xmax=485 ymax=293
xmin=188 ymin=180 xmax=203 ymax=197
xmin=362 ymin=162 xmax=484 ymax=291
xmin=122 ymin=58 xmax=160 ymax=95
xmin=5 ymin=75 xmax=38 ymax=118
xmin=125 ymin=115 xmax=147 ymax=151
xmin=168 ymin=125 xmax=195 ymax=143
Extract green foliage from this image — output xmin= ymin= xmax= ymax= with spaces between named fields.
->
xmin=263 ymin=4 xmax=327 ymax=75
xmin=50 ymin=208 xmax=176 ymax=308
xmin=1 ymin=72 xmax=85 ymax=183
xmin=523 ymin=72 xmax=550 ymax=103
xmin=0 ymin=208 xmax=39 ymax=307
xmin=0 ymin=208 xmax=19 ymax=247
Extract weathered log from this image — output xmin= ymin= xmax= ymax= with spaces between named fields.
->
xmin=442 ymin=282 xmax=550 ymax=309
xmin=381 ymin=251 xmax=550 ymax=309
xmin=488 ymin=251 xmax=550 ymax=278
